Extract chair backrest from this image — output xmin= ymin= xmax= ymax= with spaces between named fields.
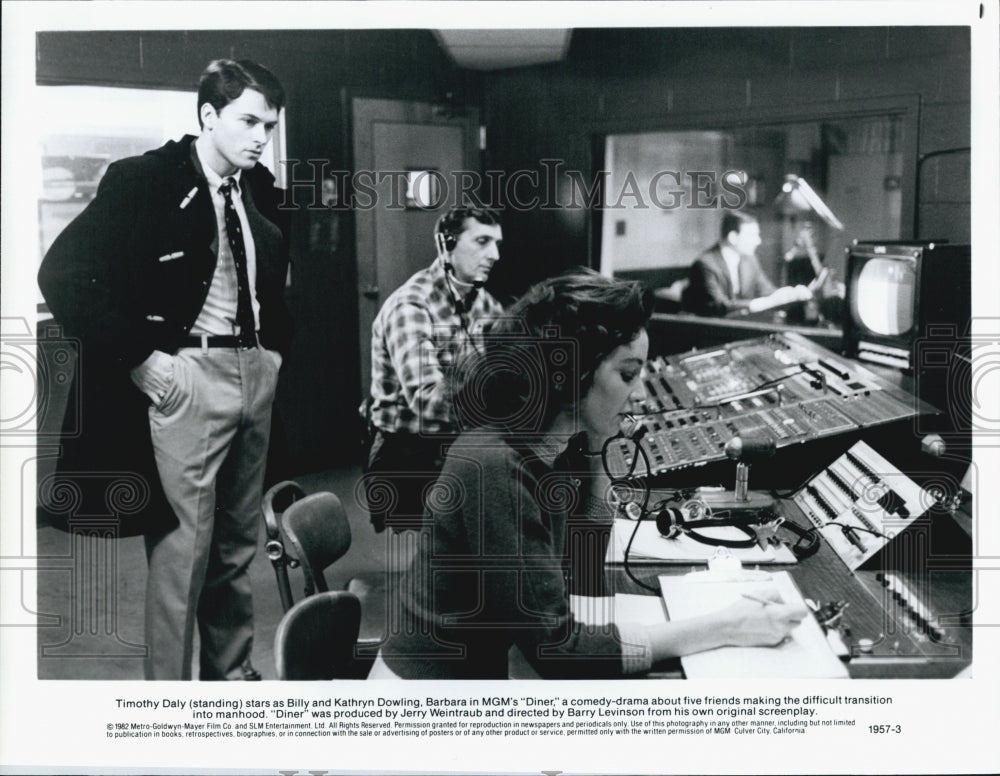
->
xmin=274 ymin=591 xmax=362 ymax=679
xmin=261 ymin=480 xmax=307 ymax=543
xmin=282 ymin=492 xmax=353 ymax=594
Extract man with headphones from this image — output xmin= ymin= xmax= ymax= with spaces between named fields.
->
xmin=364 ymin=206 xmax=504 ymax=533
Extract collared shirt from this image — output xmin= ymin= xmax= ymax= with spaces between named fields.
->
xmin=369 ymin=257 xmax=503 ymax=435
xmin=190 ymin=144 xmax=260 ymax=337
xmin=720 ymin=243 xmax=742 ymax=296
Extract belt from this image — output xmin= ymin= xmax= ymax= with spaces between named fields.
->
xmin=181 ymin=333 xmax=259 ymax=350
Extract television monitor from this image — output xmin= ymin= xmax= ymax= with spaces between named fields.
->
xmin=844 ymin=241 xmax=972 ymax=448
xmin=844 ymin=241 xmax=970 ymax=372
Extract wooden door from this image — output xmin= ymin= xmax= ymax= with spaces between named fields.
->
xmin=352 ymin=98 xmax=480 ymax=399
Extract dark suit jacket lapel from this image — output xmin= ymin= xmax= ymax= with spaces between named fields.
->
xmin=184 ymin=140 xmax=220 ymax=259
xmin=708 ymin=245 xmax=733 ymax=298
xmin=240 ymin=174 xmax=284 ymax=291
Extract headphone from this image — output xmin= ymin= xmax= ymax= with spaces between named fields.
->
xmin=649 ymin=501 xmax=819 ymax=560
xmin=434 ymin=210 xmax=461 ymax=265
xmin=653 ymin=504 xmax=758 ymax=548
xmin=436 ymin=229 xmax=458 ymax=255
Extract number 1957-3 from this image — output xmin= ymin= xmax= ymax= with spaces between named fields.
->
xmin=868 ymin=724 xmax=902 ymax=734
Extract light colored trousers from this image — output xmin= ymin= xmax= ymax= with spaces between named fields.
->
xmin=143 ymin=346 xmax=279 ymax=680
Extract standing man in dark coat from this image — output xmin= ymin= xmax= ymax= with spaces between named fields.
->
xmin=38 ymin=59 xmax=292 ymax=680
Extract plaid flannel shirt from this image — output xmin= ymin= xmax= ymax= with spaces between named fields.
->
xmin=370 ymin=258 xmax=503 ymax=435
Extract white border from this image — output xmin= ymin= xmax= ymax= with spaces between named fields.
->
xmin=3 ymin=2 xmax=998 ymax=774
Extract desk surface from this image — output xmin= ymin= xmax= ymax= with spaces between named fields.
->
xmin=648 ymin=312 xmax=843 ymax=355
xmin=606 ymin=499 xmax=972 ymax=680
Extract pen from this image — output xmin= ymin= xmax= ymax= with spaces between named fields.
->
xmin=179 ymin=186 xmax=198 ymax=209
xmin=741 ymin=592 xmax=778 ymax=606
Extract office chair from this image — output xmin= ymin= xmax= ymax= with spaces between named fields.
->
xmin=262 ymin=481 xmax=347 ymax=610
xmin=261 ymin=480 xmax=388 ymax=653
xmin=273 ymin=591 xmax=366 ymax=679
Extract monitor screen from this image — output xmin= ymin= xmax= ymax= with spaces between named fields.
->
xmin=852 ymin=256 xmax=916 ymax=336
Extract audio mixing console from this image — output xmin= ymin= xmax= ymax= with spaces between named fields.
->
xmin=607 ymin=332 xmax=936 ymax=478
xmin=608 ymin=333 xmax=972 ymax=677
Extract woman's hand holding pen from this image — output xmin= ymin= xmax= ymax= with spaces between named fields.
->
xmin=718 ymin=592 xmax=809 ymax=648
xmin=643 ymin=590 xmax=810 ymax=662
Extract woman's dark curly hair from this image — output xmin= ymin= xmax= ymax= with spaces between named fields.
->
xmin=454 ymin=268 xmax=653 ymax=433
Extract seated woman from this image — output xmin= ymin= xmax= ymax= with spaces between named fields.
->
xmin=369 ymin=269 xmax=805 ymax=679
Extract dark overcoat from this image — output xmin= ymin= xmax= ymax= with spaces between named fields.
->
xmin=37 ymin=135 xmax=292 ymax=536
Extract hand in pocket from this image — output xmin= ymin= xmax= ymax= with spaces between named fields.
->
xmin=154 ymin=355 xmax=187 ymax=416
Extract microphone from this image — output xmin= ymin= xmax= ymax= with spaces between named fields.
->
xmin=724 ymin=434 xmax=776 ymax=461
xmin=447 ymin=263 xmax=486 ymax=290
xmin=724 ymin=433 xmax=774 ymax=502
xmin=620 ymin=415 xmax=648 ymax=441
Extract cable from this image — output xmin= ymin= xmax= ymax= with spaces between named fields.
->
xmin=600 ymin=427 xmax=644 ymax=481
xmin=829 ymin=522 xmax=888 ymax=540
xmin=769 ymin=464 xmax=828 ymax=499
xmin=621 ymin=512 xmax=660 ymax=593
xmin=443 ymin=268 xmax=484 ymax=358
xmin=437 ymin=230 xmax=484 ymax=359
xmin=601 ymin=435 xmax=661 ymax=593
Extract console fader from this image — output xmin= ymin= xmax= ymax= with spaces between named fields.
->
xmin=608 ymin=332 xmax=932 ymax=477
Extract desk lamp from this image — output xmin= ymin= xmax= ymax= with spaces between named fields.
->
xmin=775 ymin=174 xmax=844 ymax=281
